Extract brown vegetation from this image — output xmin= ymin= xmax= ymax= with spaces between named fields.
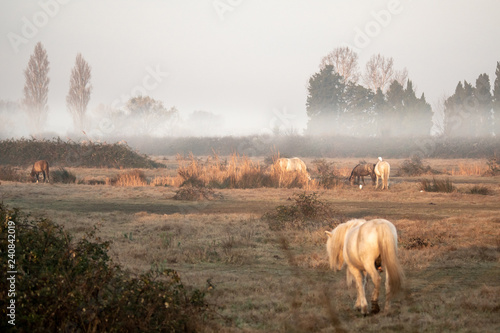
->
xmin=0 ymin=157 xmax=499 ymax=331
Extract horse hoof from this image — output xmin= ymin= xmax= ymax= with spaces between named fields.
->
xmin=371 ymin=302 xmax=380 ymax=314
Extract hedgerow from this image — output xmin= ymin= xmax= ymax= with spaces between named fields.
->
xmin=0 ymin=137 xmax=163 ymax=168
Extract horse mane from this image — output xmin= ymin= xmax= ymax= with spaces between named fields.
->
xmin=349 ymin=164 xmax=361 ymax=181
xmin=325 ymin=219 xmax=366 ymax=271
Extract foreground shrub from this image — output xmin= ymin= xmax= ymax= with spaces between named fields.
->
xmin=0 ymin=204 xmax=211 ymax=332
xmin=420 ymin=177 xmax=455 ymax=193
xmin=51 ymin=167 xmax=77 ymax=183
xmin=263 ymin=192 xmax=339 ymax=231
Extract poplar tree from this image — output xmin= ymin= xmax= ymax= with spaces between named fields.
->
xmin=23 ymin=42 xmax=50 ymax=134
xmin=67 ymin=53 xmax=92 ymax=132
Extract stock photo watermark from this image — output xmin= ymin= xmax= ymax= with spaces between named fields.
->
xmin=7 ymin=0 xmax=72 ymax=54
xmin=5 ymin=219 xmax=17 ymax=326
xmin=213 ymin=0 xmax=243 ymax=21
xmin=344 ymin=0 xmax=408 ymax=53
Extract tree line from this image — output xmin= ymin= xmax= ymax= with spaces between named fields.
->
xmin=2 ymin=43 xmax=500 ymax=139
xmin=306 ymin=46 xmax=500 ymax=137
xmin=1 ymin=42 xmax=181 ymax=138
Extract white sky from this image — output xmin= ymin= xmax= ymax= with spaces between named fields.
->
xmin=1 ymin=0 xmax=499 ymax=136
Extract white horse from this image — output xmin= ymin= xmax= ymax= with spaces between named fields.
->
xmin=325 ymin=218 xmax=404 ymax=315
xmin=374 ymin=157 xmax=390 ymax=190
xmin=275 ymin=157 xmax=311 ymax=185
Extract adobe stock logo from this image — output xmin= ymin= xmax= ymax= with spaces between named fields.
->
xmin=7 ymin=0 xmax=72 ymax=54
xmin=213 ymin=0 xmax=243 ymax=21
xmin=345 ymin=0 xmax=406 ymax=53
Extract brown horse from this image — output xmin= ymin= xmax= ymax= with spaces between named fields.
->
xmin=31 ymin=160 xmax=50 ymax=183
xmin=349 ymin=163 xmax=376 ymax=185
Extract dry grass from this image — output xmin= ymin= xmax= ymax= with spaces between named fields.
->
xmin=1 ymin=158 xmax=499 ymax=332
xmin=451 ymin=162 xmax=489 ymax=176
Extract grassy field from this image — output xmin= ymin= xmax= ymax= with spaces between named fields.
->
xmin=1 ymin=157 xmax=499 ymax=332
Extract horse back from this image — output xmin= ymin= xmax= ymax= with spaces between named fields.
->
xmin=33 ymin=160 xmax=49 ymax=172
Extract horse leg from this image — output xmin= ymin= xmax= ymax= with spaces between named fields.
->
xmin=366 ymin=266 xmax=381 ymax=314
xmin=349 ymin=267 xmax=368 ymax=314
xmin=42 ymin=171 xmax=46 ymax=183
xmin=361 ymin=176 xmax=365 ymax=185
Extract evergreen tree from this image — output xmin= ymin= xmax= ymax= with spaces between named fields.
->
xmin=384 ymin=80 xmax=405 ymax=136
xmin=372 ymin=88 xmax=389 ymax=136
xmin=343 ymin=83 xmax=375 ymax=136
xmin=444 ymin=81 xmax=475 ymax=136
xmin=493 ymin=62 xmax=500 ymax=136
xmin=402 ymin=80 xmax=433 ymax=136
xmin=473 ymin=73 xmax=492 ymax=136
xmin=305 ymin=65 xmax=345 ymax=135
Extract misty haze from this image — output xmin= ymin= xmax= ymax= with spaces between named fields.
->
xmin=1 ymin=1 xmax=500 ymax=332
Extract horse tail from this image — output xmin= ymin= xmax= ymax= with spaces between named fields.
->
xmin=377 ymin=222 xmax=404 ymax=297
xmin=383 ymin=163 xmax=390 ymax=189
xmin=46 ymin=162 xmax=50 ymax=182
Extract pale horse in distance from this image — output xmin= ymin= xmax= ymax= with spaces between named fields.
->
xmin=374 ymin=157 xmax=390 ymax=190
xmin=325 ymin=218 xmax=404 ymax=315
xmin=275 ymin=157 xmax=311 ymax=184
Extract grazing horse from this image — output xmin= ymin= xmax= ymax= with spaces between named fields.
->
xmin=31 ymin=160 xmax=50 ymax=183
xmin=276 ymin=157 xmax=311 ymax=183
xmin=349 ymin=163 xmax=376 ymax=185
xmin=374 ymin=157 xmax=390 ymax=190
xmin=325 ymin=218 xmax=404 ymax=315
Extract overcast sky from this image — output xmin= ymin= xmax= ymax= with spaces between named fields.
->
xmin=1 ymin=0 xmax=499 ymax=136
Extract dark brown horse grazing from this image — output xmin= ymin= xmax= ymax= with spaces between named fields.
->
xmin=349 ymin=163 xmax=376 ymax=185
xmin=31 ymin=160 xmax=50 ymax=183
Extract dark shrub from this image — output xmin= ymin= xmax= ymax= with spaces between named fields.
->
xmin=399 ymin=155 xmax=433 ymax=176
xmin=51 ymin=167 xmax=77 ymax=183
xmin=420 ymin=177 xmax=455 ymax=193
xmin=0 ymin=204 xmax=211 ymax=332
xmin=263 ymin=192 xmax=340 ymax=231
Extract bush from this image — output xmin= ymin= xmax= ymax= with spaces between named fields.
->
xmin=420 ymin=177 xmax=455 ymax=193
xmin=399 ymin=155 xmax=433 ymax=176
xmin=312 ymin=159 xmax=344 ymax=189
xmin=108 ymin=169 xmax=148 ymax=186
xmin=51 ymin=167 xmax=77 ymax=183
xmin=173 ymin=186 xmax=223 ymax=201
xmin=485 ymin=156 xmax=500 ymax=176
xmin=0 ymin=204 xmax=211 ymax=332
xmin=263 ymin=192 xmax=339 ymax=231
xmin=468 ymin=185 xmax=491 ymax=195
xmin=0 ymin=165 xmax=26 ymax=182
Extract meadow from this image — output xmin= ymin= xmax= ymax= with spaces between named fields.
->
xmin=1 ymin=157 xmax=499 ymax=332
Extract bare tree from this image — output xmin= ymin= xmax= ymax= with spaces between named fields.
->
xmin=320 ymin=46 xmax=360 ymax=84
xmin=67 ymin=53 xmax=92 ymax=132
xmin=363 ymin=54 xmax=407 ymax=93
xmin=23 ymin=42 xmax=50 ymax=134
